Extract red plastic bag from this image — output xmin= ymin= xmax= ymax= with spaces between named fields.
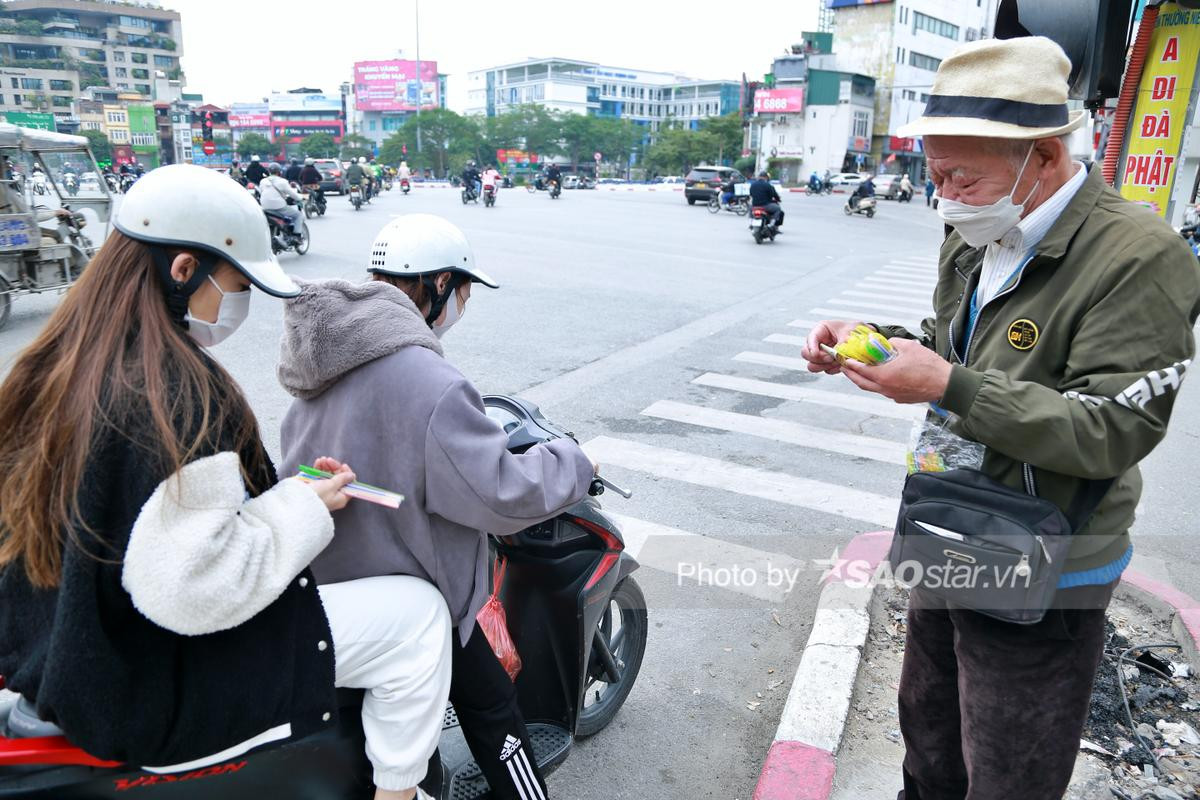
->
xmin=476 ymin=557 xmax=523 ymax=682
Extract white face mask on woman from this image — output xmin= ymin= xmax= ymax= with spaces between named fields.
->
xmin=185 ymin=275 xmax=251 ymax=347
xmin=936 ymin=143 xmax=1039 ymax=247
xmin=431 ymin=284 xmax=467 ymax=339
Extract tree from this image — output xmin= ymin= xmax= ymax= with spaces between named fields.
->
xmin=236 ymin=132 xmax=272 ymax=159
xmin=299 ymin=132 xmax=337 ymax=158
xmin=340 ymin=133 xmax=374 ymax=161
xmin=80 ymin=129 xmax=112 ymax=165
xmin=700 ymin=113 xmax=745 ymax=165
xmin=558 ymin=112 xmax=601 ymax=169
xmin=390 ymin=109 xmax=474 ymax=177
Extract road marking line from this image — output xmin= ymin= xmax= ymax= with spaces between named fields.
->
xmin=642 ymin=400 xmax=907 ymax=464
xmin=734 ymin=351 xmax=829 ymax=372
xmin=859 ymin=275 xmax=936 ymax=289
xmin=847 ymin=285 xmax=932 ymax=300
xmin=692 ymin=373 xmax=925 ymax=421
xmin=808 ymin=308 xmax=924 ymax=326
xmin=874 ymin=267 xmax=932 ymax=278
xmin=608 ymin=513 xmax=806 ymax=603
xmin=824 ymin=297 xmax=933 ymax=315
xmin=788 ymin=319 xmax=822 ymax=329
xmin=764 ymin=333 xmax=809 ymax=347
xmin=582 ymin=436 xmax=899 ymax=527
xmin=888 ymin=259 xmax=937 ymax=268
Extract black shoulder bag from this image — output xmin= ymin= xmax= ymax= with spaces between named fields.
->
xmin=888 ymin=467 xmax=1114 ymax=624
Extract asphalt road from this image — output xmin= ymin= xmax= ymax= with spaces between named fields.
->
xmin=2 ymin=182 xmax=1198 ymax=799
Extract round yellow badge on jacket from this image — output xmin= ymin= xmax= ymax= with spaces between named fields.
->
xmin=1007 ymin=319 xmax=1039 ymax=350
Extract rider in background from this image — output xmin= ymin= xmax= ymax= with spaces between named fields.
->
xmin=285 ymin=158 xmax=303 ymax=183
xmin=461 ymin=161 xmax=481 ymax=198
xmin=398 ymin=161 xmax=412 ymax=183
xmin=850 ymin=174 xmax=875 ymax=209
xmin=481 ymin=164 xmax=501 ymax=197
xmin=243 ymin=154 xmax=268 ymax=187
xmin=0 ymin=165 xmax=450 ymax=800
xmin=299 ymin=157 xmax=324 ymax=202
xmin=719 ymin=174 xmax=738 ymax=209
xmin=277 ymin=214 xmax=597 ymax=800
xmin=809 ymin=170 xmax=821 ymax=192
xmin=347 ymin=157 xmax=366 ymax=200
xmin=259 ymin=163 xmax=305 ymax=236
xmin=359 ymin=157 xmax=375 ymax=201
xmin=544 ymin=162 xmax=562 ymax=193
xmin=749 ymin=170 xmax=784 ymax=230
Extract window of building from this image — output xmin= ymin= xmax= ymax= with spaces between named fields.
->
xmin=131 ymin=52 xmax=147 ymax=64
xmin=118 ymin=15 xmax=152 ymax=29
xmin=49 ymin=79 xmax=72 ymax=91
xmin=134 ymin=84 xmax=150 ymax=94
xmin=853 ymin=110 xmax=870 ymax=138
xmin=899 ymin=5 xmax=908 ymax=24
xmin=914 ymin=11 xmax=959 ymax=40
xmin=115 ymin=67 xmax=127 ymax=78
xmin=920 ymin=92 xmax=931 ymax=102
xmin=52 ymin=95 xmax=71 ymax=107
xmin=902 ymin=89 xmax=916 ymax=100
xmin=114 ymin=51 xmax=126 ymax=62
xmin=909 ymin=51 xmax=943 ymax=71
xmin=117 ymin=82 xmax=129 ymax=89
xmin=154 ymin=55 xmax=174 ymax=67
xmin=8 ymin=79 xmax=16 ymax=90
xmin=896 ymin=46 xmax=905 ymax=64
xmin=20 ymin=78 xmax=43 ymax=91
xmin=10 ymin=95 xmax=19 ymax=105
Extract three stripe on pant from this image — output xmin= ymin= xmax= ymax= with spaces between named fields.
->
xmin=500 ymin=735 xmax=545 ymax=800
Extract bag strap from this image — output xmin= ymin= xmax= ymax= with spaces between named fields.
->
xmin=492 ymin=556 xmax=507 ymax=592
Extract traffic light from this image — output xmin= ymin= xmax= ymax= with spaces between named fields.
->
xmin=201 ymin=111 xmax=214 ymax=142
xmin=993 ymin=0 xmax=1136 ymax=108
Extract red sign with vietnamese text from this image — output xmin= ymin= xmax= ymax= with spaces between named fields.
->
xmin=753 ymin=88 xmax=805 ymax=114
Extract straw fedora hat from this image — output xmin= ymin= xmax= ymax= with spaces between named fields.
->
xmin=897 ymin=36 xmax=1086 ymax=140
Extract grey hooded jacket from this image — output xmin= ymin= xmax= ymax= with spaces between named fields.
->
xmin=277 ymin=279 xmax=595 ymax=643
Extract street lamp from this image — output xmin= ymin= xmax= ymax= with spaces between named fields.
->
xmin=414 ymin=0 xmax=421 ymax=157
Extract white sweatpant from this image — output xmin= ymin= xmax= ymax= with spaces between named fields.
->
xmin=319 ymin=575 xmax=452 ymax=791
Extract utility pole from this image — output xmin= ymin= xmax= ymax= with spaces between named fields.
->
xmin=414 ymin=0 xmax=422 ymax=159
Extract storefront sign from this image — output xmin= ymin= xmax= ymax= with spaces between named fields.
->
xmin=1119 ymin=4 xmax=1200 ymax=216
xmin=753 ymin=88 xmax=805 ymax=114
xmin=229 ymin=113 xmax=271 ymax=128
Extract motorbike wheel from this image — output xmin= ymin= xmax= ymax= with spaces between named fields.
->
xmin=707 ymin=196 xmax=721 ymax=214
xmin=0 ymin=275 xmax=11 ymax=331
xmin=843 ymin=204 xmax=852 ymax=216
xmin=526 ymin=184 xmax=536 ymax=193
xmin=462 ymin=190 xmax=469 ymax=205
xmin=304 ymin=203 xmax=314 ymax=219
xmin=866 ymin=207 xmax=876 ymax=218
xmin=733 ymin=202 xmax=748 ymax=217
xmin=576 ymin=577 xmax=648 ymax=738
xmin=295 ymin=222 xmax=310 ymax=255
xmin=753 ymin=228 xmax=764 ymax=244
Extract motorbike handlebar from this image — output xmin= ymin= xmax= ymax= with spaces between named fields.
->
xmin=589 ymin=476 xmax=633 ymax=499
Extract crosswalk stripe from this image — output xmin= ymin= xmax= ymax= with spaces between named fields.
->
xmin=808 ymin=308 xmax=923 ymax=325
xmin=582 ymin=436 xmax=899 ymax=528
xmin=764 ymin=333 xmax=809 ymax=347
xmin=874 ymin=267 xmax=932 ymax=278
xmin=734 ymin=351 xmax=827 ymax=372
xmin=888 ymin=259 xmax=937 ymax=268
xmin=854 ymin=280 xmax=936 ymax=296
xmin=641 ymin=400 xmax=907 ymax=464
xmin=847 ymin=285 xmax=932 ymax=300
xmin=692 ymin=373 xmax=925 ymax=421
xmin=824 ymin=297 xmax=932 ymax=315
xmin=788 ymin=319 xmax=822 ymax=329
xmin=608 ymin=513 xmax=804 ymax=603
xmin=858 ymin=275 xmax=936 ymax=289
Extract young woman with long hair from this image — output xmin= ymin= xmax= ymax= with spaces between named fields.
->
xmin=0 ymin=165 xmax=449 ymax=800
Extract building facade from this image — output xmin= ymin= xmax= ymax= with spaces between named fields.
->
xmin=464 ymin=58 xmax=739 ymax=134
xmin=828 ymin=0 xmax=996 ymax=176
xmin=268 ymin=90 xmax=343 ymax=159
xmin=0 ymin=0 xmax=185 ymax=134
xmin=348 ymin=59 xmax=447 ymax=150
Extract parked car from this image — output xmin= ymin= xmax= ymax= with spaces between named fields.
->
xmin=684 ymin=166 xmax=744 ymax=205
xmin=660 ymin=175 xmax=684 ymax=184
xmin=578 ymin=175 xmax=596 ymax=189
xmin=873 ymin=174 xmax=900 ymax=200
xmin=561 ymin=174 xmax=580 ymax=189
xmin=313 ymin=158 xmax=344 ymax=194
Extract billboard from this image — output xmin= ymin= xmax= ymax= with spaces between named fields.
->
xmin=1118 ymin=4 xmax=1200 ymax=217
xmin=229 ymin=102 xmax=270 ymax=128
xmin=829 ymin=0 xmax=893 ymax=6
xmin=354 ymin=60 xmax=439 ymax=112
xmin=2 ymin=112 xmax=55 ymax=130
xmin=754 ymin=88 xmax=805 ymax=114
xmin=268 ymin=93 xmax=341 ymax=113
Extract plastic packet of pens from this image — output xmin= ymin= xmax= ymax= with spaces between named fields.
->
xmin=822 ymin=325 xmax=897 ymax=366
xmin=295 ymin=465 xmax=405 ymax=509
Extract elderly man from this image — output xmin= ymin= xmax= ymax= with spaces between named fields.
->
xmin=803 ymin=37 xmax=1200 ymax=800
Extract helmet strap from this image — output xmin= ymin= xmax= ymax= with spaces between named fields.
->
xmin=421 ymin=272 xmax=466 ymax=328
xmin=149 ymin=245 xmax=217 ymax=329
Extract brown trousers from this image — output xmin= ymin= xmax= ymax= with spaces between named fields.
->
xmin=897 ymin=582 xmax=1116 ymax=800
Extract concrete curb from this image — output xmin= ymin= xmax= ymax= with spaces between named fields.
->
xmin=751 ymin=530 xmax=1200 ymax=800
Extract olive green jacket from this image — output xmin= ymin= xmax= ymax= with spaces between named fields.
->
xmin=876 ymin=166 xmax=1200 ymax=573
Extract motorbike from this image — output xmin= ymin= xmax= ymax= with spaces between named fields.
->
xmin=62 ymin=173 xmax=78 ymax=198
xmin=348 ymin=184 xmax=363 ymax=211
xmin=548 ymin=179 xmax=561 ymax=199
xmin=843 ymin=194 xmax=877 ymax=218
xmin=707 ymin=194 xmax=748 ymax=216
xmin=483 ymin=184 xmax=496 ymax=208
xmin=118 ymin=173 xmax=136 ymax=194
xmin=400 ymin=178 xmax=411 ymax=195
xmin=749 ymin=205 xmax=779 ymax=244
xmin=0 ymin=395 xmax=647 ymax=800
xmin=461 ymin=182 xmax=479 ymax=205
xmin=264 ymin=206 xmax=310 ymax=256
xmin=383 ymin=178 xmax=393 ymax=192
xmin=302 ymin=185 xmax=326 ymax=219
xmin=103 ymin=173 xmax=120 ymax=194
xmin=804 ymin=181 xmax=833 ymax=196
xmin=897 ymin=187 xmax=913 ymax=203
xmin=30 ymin=173 xmax=47 ymax=196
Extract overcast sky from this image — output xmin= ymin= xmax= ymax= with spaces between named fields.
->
xmin=164 ymin=0 xmax=822 ymax=110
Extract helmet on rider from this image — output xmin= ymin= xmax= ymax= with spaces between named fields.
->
xmin=251 ymin=155 xmax=261 ymax=162
xmin=358 ymin=156 xmax=368 ymax=164
xmin=291 ymin=158 xmax=299 ymax=166
xmin=367 ymin=214 xmax=497 ymax=332
xmin=113 ymin=164 xmax=298 ymax=340
xmin=304 ymin=157 xmax=314 ymax=165
xmin=268 ymin=163 xmax=282 ymax=175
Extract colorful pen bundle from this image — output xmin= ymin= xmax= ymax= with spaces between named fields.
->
xmin=826 ymin=324 xmax=897 ymax=365
xmin=295 ymin=465 xmax=405 ymax=509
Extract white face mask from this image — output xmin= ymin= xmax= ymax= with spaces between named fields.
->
xmin=431 ymin=284 xmax=467 ymax=339
xmin=936 ymin=144 xmax=1040 ymax=247
xmin=185 ymin=275 xmax=250 ymax=347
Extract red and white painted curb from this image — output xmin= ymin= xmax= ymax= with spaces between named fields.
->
xmin=751 ymin=530 xmax=1200 ymax=800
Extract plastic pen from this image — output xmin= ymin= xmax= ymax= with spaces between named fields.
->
xmin=295 ymin=465 xmax=405 ymax=509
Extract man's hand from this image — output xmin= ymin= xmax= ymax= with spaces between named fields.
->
xmin=801 ymin=320 xmax=864 ymax=374
xmin=840 ymin=338 xmax=952 ymax=404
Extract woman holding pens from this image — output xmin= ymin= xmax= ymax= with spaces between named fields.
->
xmin=277 ymin=214 xmax=598 ymax=800
xmin=0 ymin=166 xmax=448 ymax=800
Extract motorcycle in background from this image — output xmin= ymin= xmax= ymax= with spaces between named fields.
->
xmin=843 ymin=195 xmax=877 ymax=218
xmin=62 ymin=173 xmax=78 ymax=197
xmin=348 ymin=184 xmax=363 ymax=211
xmin=400 ymin=178 xmax=411 ymax=195
xmin=483 ymin=183 xmax=496 ymax=208
xmin=749 ymin=205 xmax=779 ymax=244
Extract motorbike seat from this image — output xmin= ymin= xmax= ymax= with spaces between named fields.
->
xmin=4 ymin=695 xmax=64 ymax=739
xmin=263 ymin=209 xmax=292 ymax=222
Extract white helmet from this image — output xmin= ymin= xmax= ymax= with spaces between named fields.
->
xmin=368 ymin=214 xmax=497 ymax=288
xmin=114 ymin=164 xmax=298 ymax=297
xmin=304 ymin=157 xmax=314 ymax=165
xmin=251 ymin=154 xmax=260 ymax=162
xmin=358 ymin=156 xmax=367 ymax=164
